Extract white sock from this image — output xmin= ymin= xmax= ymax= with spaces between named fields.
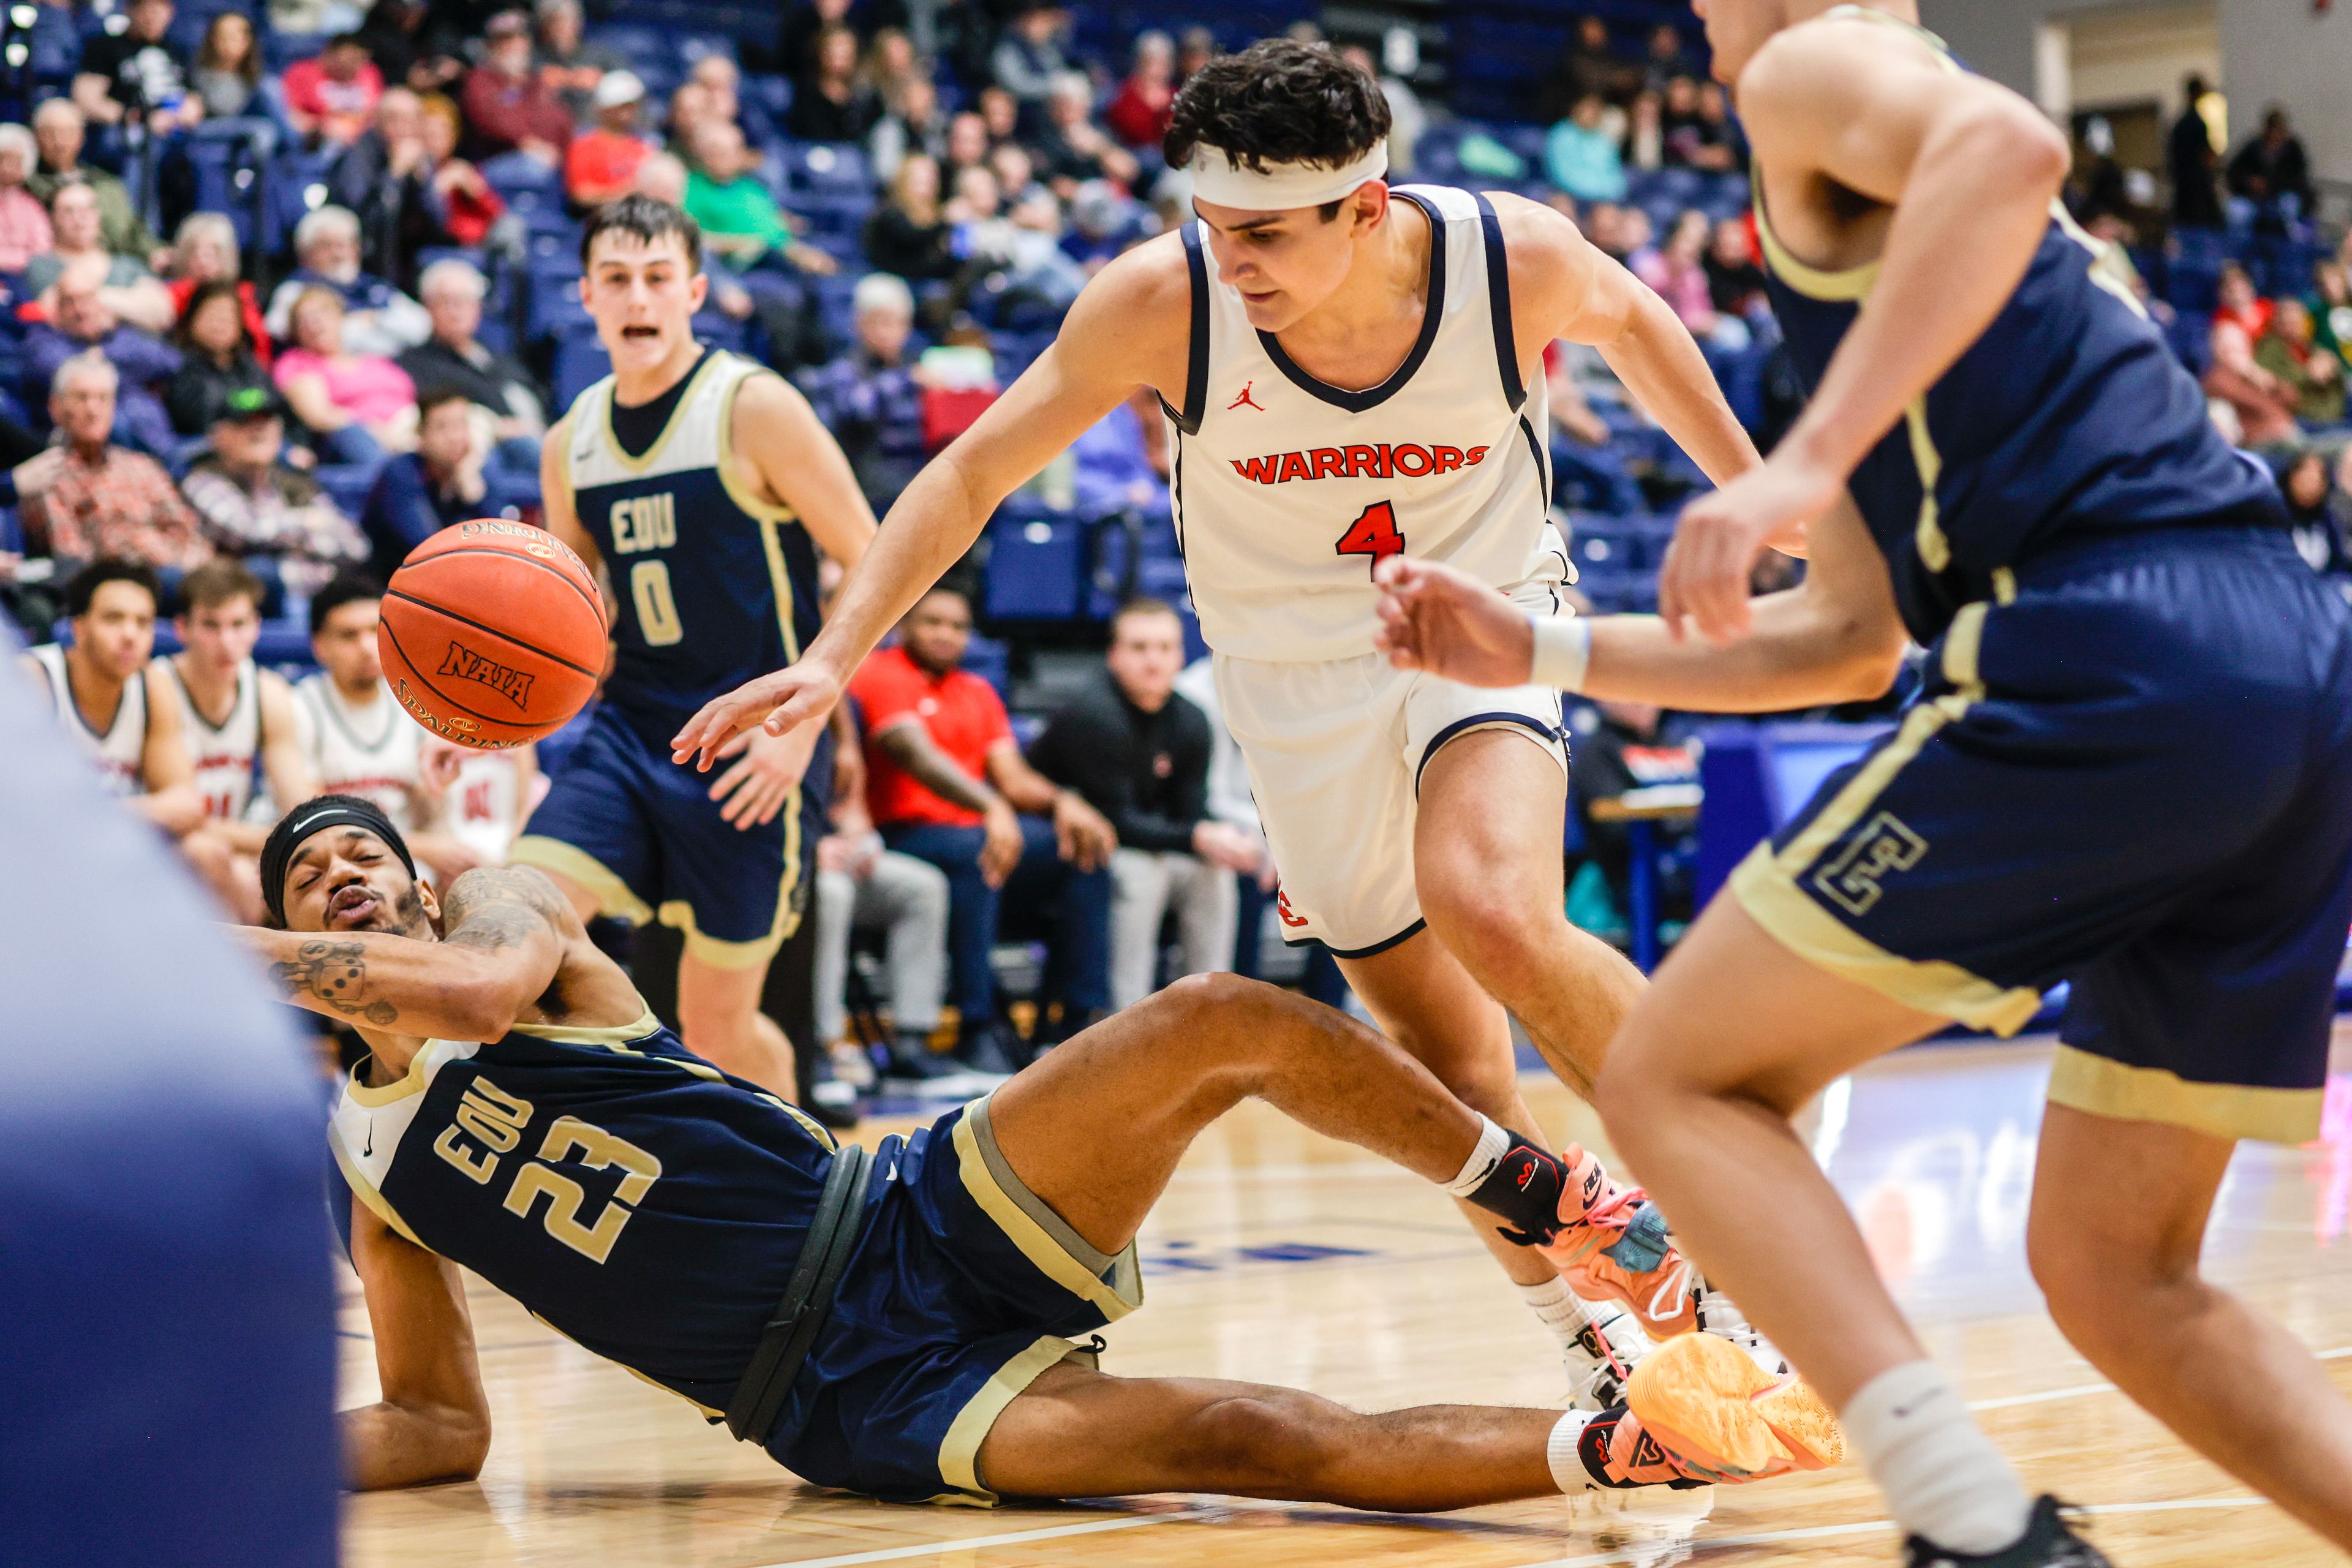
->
xmin=1517 ymin=1275 xmax=1607 ymax=1349
xmin=1441 ymin=1115 xmax=1512 ymax=1196
xmin=1547 ymin=1409 xmax=1601 ymax=1493
xmin=1844 ymin=1360 xmax=2032 ymax=1554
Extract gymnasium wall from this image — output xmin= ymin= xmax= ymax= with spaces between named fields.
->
xmin=1920 ymin=0 xmax=2352 ymax=182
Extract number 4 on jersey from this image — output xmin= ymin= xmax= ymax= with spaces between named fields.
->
xmin=1335 ymin=500 xmax=1404 ymax=579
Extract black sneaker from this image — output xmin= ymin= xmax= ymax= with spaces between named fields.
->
xmin=1906 ymin=1498 xmax=2112 ymax=1568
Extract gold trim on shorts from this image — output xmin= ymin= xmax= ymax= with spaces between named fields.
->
xmin=2046 ymin=1045 xmax=2324 ymax=1145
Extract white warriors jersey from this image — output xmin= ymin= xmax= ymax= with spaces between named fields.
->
xmin=293 ymin=673 xmax=423 ymax=834
xmin=28 ymin=641 xmax=146 ymax=797
xmin=1164 ymin=184 xmax=1568 ymax=663
xmin=443 ymin=748 xmax=524 ymax=865
xmin=162 ymin=656 xmax=261 ymax=822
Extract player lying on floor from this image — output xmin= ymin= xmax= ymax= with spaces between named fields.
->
xmin=237 ymin=795 xmax=1842 ymax=1507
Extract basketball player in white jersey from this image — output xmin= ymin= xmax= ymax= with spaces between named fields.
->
xmin=19 ymin=557 xmax=229 ymax=888
xmin=677 ymin=39 xmax=1775 ymax=1398
xmin=155 ymin=560 xmax=317 ymax=919
xmin=292 ymin=570 xmax=477 ymax=884
xmin=426 ymin=735 xmax=540 ymax=867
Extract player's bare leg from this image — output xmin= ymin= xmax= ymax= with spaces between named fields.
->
xmin=1412 ymin=729 xmax=1644 ymax=1101
xmin=978 ymin=973 xmax=1833 ymax=1502
xmin=526 ymin=863 xmax=799 ymax=1097
xmin=676 ymin=951 xmax=797 ymax=1098
xmin=2029 ymin=1106 xmax=2352 ymax=1545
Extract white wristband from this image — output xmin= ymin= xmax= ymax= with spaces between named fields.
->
xmin=1528 ymin=614 xmax=1592 ymax=692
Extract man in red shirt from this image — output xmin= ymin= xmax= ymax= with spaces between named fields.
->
xmin=282 ymin=35 xmax=385 ymax=146
xmin=851 ymin=586 xmax=1117 ymax=1080
xmin=461 ymin=12 xmax=571 ymax=165
xmin=563 ymin=69 xmax=651 ymax=209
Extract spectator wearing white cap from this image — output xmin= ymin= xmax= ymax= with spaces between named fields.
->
xmin=797 ymin=272 xmax=927 ymax=511
xmin=565 ymin=69 xmax=652 ymax=208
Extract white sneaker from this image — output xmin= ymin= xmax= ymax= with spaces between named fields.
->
xmin=1564 ymin=1302 xmax=1654 ymax=1411
xmin=1692 ymin=1284 xmax=1792 ymax=1377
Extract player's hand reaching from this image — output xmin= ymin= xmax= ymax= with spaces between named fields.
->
xmin=672 ymin=662 xmax=843 ymax=772
xmin=709 ymin=723 xmax=821 ymax=830
xmin=1373 ymin=557 xmax=1537 ymax=688
xmin=1659 ymin=455 xmax=1843 ymax=644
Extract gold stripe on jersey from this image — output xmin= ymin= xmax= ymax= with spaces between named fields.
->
xmin=592 ymin=350 xmax=731 ymax=478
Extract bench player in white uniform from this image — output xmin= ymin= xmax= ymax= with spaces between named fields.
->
xmin=154 ymin=560 xmax=317 ymax=920
xmin=292 ymin=570 xmax=478 ymax=885
xmin=428 ymin=737 xmax=539 ymax=866
xmin=675 ymin=40 xmax=1775 ymax=1400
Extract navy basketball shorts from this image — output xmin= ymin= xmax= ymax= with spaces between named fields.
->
xmin=767 ymin=1095 xmax=1143 ymax=1504
xmin=1730 ymin=526 xmax=2352 ymax=1144
xmin=512 ymin=702 xmax=824 ymax=970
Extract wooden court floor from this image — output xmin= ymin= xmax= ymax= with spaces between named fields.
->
xmin=342 ymin=1031 xmax=2352 ymax=1567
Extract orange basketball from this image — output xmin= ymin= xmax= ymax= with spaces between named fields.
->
xmin=378 ymin=519 xmax=609 ymax=750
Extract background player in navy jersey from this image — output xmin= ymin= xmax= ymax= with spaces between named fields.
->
xmin=1374 ymin=2 xmax=2352 ymax=1562
xmin=240 ymin=796 xmax=1840 ymax=1507
xmin=512 ymin=197 xmax=876 ymax=1098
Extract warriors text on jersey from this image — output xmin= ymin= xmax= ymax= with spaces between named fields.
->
xmin=555 ymin=349 xmax=822 ymax=743
xmin=1166 ymin=184 xmax=1566 ymax=662
xmin=1755 ymin=8 xmax=2282 ymax=645
xmin=293 ymin=674 xmax=423 ymax=834
xmin=162 ymin=656 xmax=261 ymax=821
xmin=329 ymin=1014 xmax=837 ymax=1414
xmin=28 ymin=642 xmax=145 ymax=797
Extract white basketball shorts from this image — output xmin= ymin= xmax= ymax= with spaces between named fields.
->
xmin=1212 ymin=583 xmax=1571 ymax=956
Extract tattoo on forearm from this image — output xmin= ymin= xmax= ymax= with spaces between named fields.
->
xmin=271 ymin=940 xmax=399 ymax=1026
xmin=878 ymin=725 xmax=995 ymax=813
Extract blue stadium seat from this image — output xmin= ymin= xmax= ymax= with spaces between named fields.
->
xmin=983 ymin=510 xmax=1085 ymax=620
xmin=553 ymin=335 xmax=611 ymax=407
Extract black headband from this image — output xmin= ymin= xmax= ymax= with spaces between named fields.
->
xmin=260 ymin=796 xmax=417 ymax=928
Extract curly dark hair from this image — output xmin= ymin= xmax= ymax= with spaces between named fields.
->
xmin=1164 ymin=39 xmax=1391 ymax=179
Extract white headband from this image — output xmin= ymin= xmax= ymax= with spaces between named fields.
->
xmin=1188 ymin=139 xmax=1389 ymax=210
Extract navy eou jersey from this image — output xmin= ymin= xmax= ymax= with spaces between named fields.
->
xmin=556 ymin=349 xmax=823 ymax=745
xmin=328 ymin=1012 xmax=840 ymax=1415
xmin=1754 ymin=12 xmax=2283 ymax=646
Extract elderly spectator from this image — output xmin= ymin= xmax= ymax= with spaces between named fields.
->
xmin=180 ymin=388 xmax=366 ymax=583
xmin=992 ymin=3 xmax=1067 ymax=107
xmin=397 ymin=258 xmax=545 ymax=440
xmin=2229 ymin=107 xmax=2315 ymax=230
xmin=20 ymin=352 xmax=207 ymax=571
xmin=864 ymin=153 xmax=957 ymax=284
xmin=74 ymin=0 xmax=203 ymax=135
xmin=283 ymin=34 xmax=384 ymax=145
xmin=1030 ymin=72 xmax=1139 ymax=197
xmin=685 ymin=119 xmax=834 ymax=277
xmin=789 ymin=24 xmax=877 ymax=143
xmin=869 ymin=72 xmax=945 ymax=185
xmin=29 ymin=182 xmax=175 ymax=332
xmin=357 ymin=388 xmax=480 ymax=580
xmin=533 ymin=0 xmax=623 ymax=125
xmin=28 ymin=100 xmax=165 ymax=268
xmin=1028 ymin=598 xmax=1254 ymax=1011
xmin=800 ymin=273 xmax=927 ymax=510
xmin=416 ymin=94 xmax=507 ymax=251
xmin=462 ymin=11 xmax=571 ymax=164
xmin=564 ymin=69 xmax=652 ymax=208
xmin=1104 ymin=30 xmax=1175 ymax=151
xmin=190 ymin=10 xmax=264 ymax=119
xmin=28 ymin=258 xmax=181 ymax=456
xmin=2255 ymin=297 xmax=2345 ymax=426
xmin=167 ymin=279 xmax=274 ymax=435
xmin=274 ymin=286 xmax=418 ymax=464
xmin=1545 ymin=94 xmax=1627 ymax=205
xmin=690 ymin=55 xmax=750 ymax=137
xmin=853 ymin=586 xmax=1117 ymax=1069
xmin=164 ymin=212 xmax=270 ymax=364
xmin=327 ymin=87 xmax=435 ymax=285
xmin=265 ymin=205 xmax=431 ymax=358
xmin=0 ymin=124 xmax=55 ymax=273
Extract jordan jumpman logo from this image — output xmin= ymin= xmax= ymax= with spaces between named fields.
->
xmin=1228 ymin=380 xmax=1265 ymax=412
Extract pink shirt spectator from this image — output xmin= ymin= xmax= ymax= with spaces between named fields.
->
xmin=274 ymin=347 xmax=416 ymax=428
xmin=1632 ymin=249 xmax=1715 ymax=333
xmin=282 ymin=56 xmax=385 ymax=142
xmin=0 ymin=186 xmax=55 ymax=273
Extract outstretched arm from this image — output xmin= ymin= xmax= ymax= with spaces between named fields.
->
xmin=669 ymin=239 xmax=1193 ymax=768
xmin=1660 ymin=17 xmax=2069 ymax=641
xmin=238 ymin=867 xmax=571 ymax=1039
xmin=343 ymin=1199 xmax=491 ymax=1490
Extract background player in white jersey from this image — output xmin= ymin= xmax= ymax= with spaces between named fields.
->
xmin=677 ymin=40 xmax=1768 ymax=1387
xmin=427 ymin=736 xmax=540 ymax=868
xmin=156 ymin=560 xmax=317 ymax=921
xmin=292 ymin=570 xmax=477 ymax=885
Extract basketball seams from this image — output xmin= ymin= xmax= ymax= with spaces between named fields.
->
xmin=400 ymin=543 xmax=606 ymax=625
xmin=382 ymin=587 xmax=606 ymax=681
